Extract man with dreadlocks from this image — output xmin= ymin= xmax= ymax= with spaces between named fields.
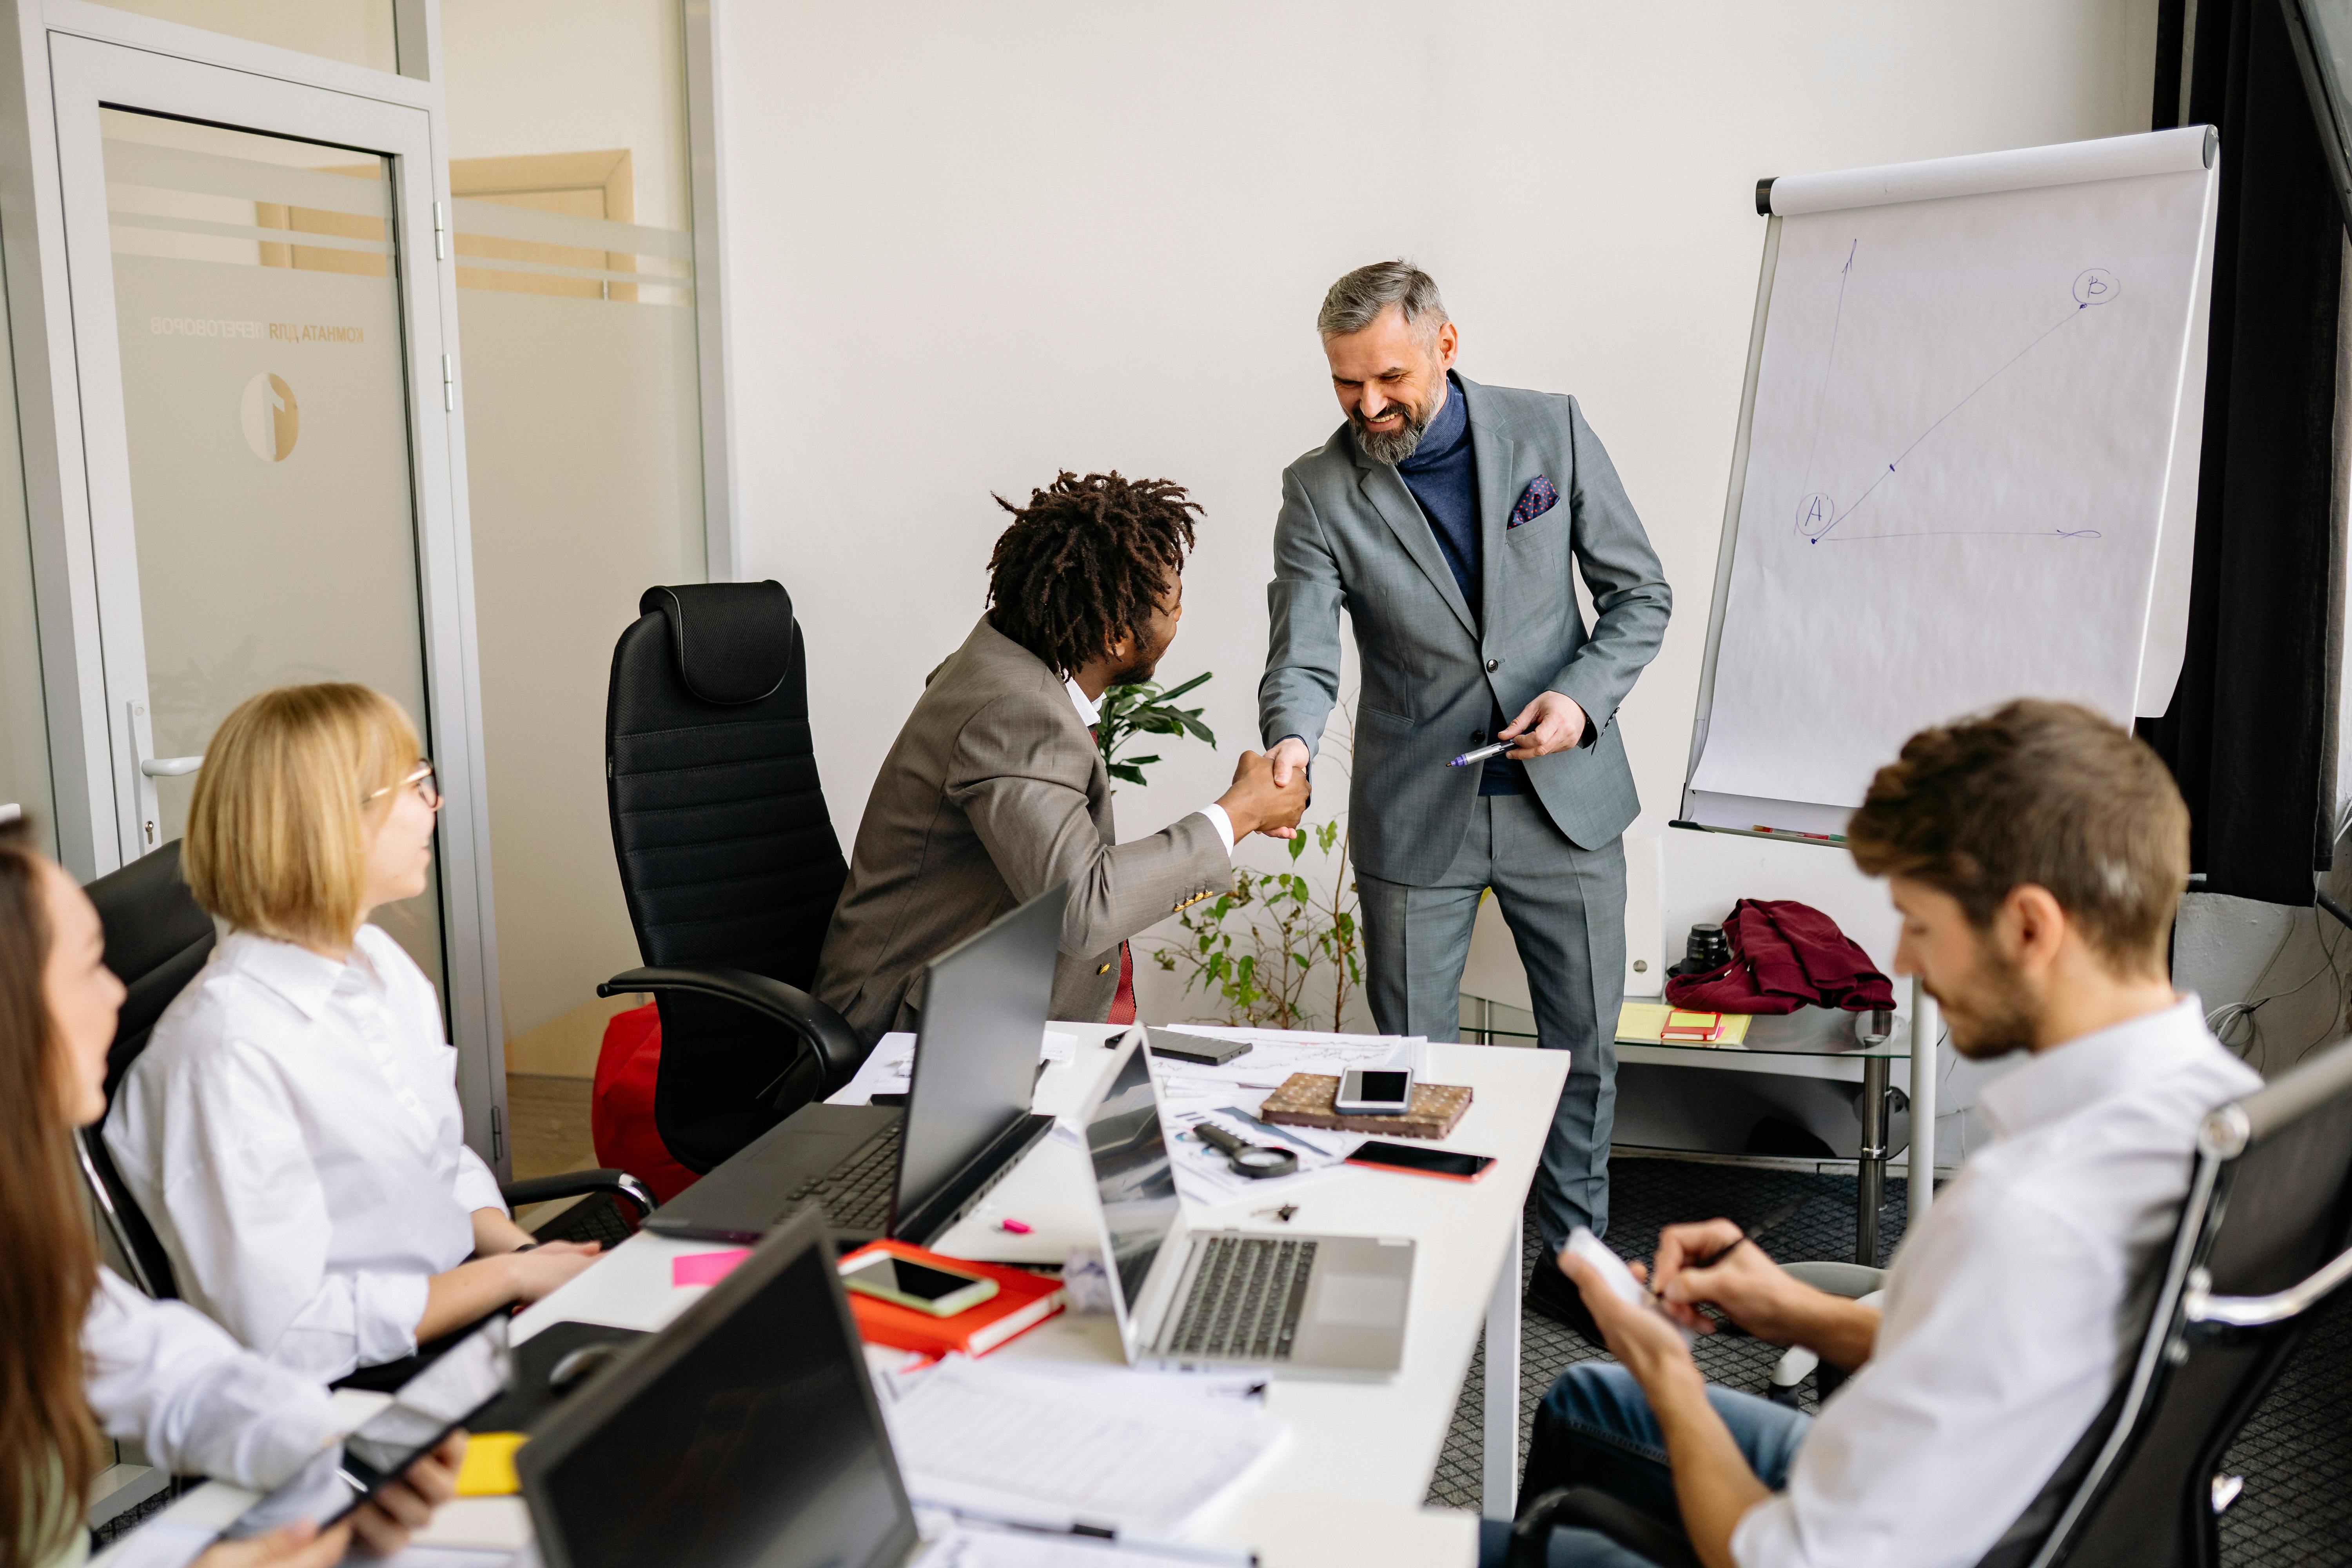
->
xmin=815 ymin=470 xmax=1308 ymax=1044
xmin=1260 ymin=261 xmax=1671 ymax=1341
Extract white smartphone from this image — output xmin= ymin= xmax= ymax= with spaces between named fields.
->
xmin=1335 ymin=1066 xmax=1416 ymax=1115
xmin=841 ymin=1253 xmax=998 ymax=1317
xmin=1564 ymin=1227 xmax=1695 ymax=1345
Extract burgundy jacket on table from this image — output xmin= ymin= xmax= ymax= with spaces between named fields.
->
xmin=1664 ymin=898 xmax=1895 ymax=1014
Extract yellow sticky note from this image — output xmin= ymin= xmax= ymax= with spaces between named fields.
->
xmin=455 ymin=1431 xmax=527 ymax=1497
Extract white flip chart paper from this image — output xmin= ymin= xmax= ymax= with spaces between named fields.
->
xmin=1689 ymin=134 xmax=2215 ymax=813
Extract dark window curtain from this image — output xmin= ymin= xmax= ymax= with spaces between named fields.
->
xmin=2139 ymin=0 xmax=2344 ymax=904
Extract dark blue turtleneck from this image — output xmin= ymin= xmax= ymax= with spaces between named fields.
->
xmin=1396 ymin=374 xmax=1522 ymax=795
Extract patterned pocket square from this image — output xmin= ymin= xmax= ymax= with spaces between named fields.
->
xmin=1510 ymin=475 xmax=1559 ymax=528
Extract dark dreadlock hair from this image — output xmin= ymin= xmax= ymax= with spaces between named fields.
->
xmin=985 ymin=471 xmax=1200 ymax=676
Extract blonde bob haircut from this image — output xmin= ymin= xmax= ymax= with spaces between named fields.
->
xmin=184 ymin=683 xmax=421 ymax=949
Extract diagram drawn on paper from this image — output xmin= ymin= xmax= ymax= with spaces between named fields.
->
xmin=1789 ymin=243 xmax=2120 ymax=547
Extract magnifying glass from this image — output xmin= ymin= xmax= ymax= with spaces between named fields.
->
xmin=1194 ymin=1122 xmax=1298 ymax=1179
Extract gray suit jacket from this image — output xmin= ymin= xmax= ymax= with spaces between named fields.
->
xmin=815 ymin=616 xmax=1232 ymax=1045
xmin=1258 ymin=376 xmax=1671 ymax=884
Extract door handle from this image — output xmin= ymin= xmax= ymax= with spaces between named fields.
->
xmin=124 ymin=701 xmax=198 ymax=855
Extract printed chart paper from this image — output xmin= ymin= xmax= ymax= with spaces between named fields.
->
xmin=1691 ymin=167 xmax=2209 ymax=809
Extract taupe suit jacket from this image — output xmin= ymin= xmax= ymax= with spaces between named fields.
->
xmin=815 ymin=616 xmax=1232 ymax=1045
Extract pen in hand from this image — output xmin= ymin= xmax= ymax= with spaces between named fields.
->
xmin=1651 ymin=1196 xmax=1807 ymax=1301
xmin=1448 ymin=742 xmax=1510 ymax=768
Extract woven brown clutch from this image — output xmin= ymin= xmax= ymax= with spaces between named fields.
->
xmin=1257 ymin=1072 xmax=1473 ymax=1139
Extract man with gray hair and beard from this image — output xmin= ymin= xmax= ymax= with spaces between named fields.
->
xmin=1258 ymin=260 xmax=1671 ymax=1336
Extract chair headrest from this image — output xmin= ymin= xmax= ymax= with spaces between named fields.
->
xmin=639 ymin=581 xmax=795 ymax=705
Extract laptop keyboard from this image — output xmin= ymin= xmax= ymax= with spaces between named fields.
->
xmin=530 ymin=1192 xmax=637 ymax=1250
xmin=1166 ymin=1235 xmax=1318 ymax=1362
xmin=780 ymin=1122 xmax=902 ymax=1232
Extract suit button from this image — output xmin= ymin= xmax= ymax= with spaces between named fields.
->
xmin=1485 ymin=658 xmax=1501 ymax=672
xmin=1471 ymin=731 xmax=1485 ymax=744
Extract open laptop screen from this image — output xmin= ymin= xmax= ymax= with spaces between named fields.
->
xmin=897 ymin=884 xmax=1065 ymax=1216
xmin=522 ymin=1211 xmax=915 ymax=1568
xmin=1085 ymin=1037 xmax=1181 ymax=1308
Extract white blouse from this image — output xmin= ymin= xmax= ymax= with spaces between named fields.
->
xmin=105 ymin=926 xmax=506 ymax=1382
xmin=83 ymin=1267 xmax=336 ymax=1490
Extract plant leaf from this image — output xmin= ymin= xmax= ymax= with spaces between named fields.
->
xmin=1157 ymin=671 xmax=1212 ymax=701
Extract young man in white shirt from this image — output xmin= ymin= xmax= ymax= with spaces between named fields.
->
xmin=1498 ymin=699 xmax=2262 ymax=1568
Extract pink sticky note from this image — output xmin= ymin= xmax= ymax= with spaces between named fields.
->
xmin=671 ymin=1248 xmax=751 ymax=1288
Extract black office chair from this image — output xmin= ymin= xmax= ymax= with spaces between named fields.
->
xmin=599 ymin=581 xmax=863 ymax=1174
xmin=1508 ymin=1034 xmax=2352 ymax=1568
xmin=75 ymin=841 xmax=655 ymax=1304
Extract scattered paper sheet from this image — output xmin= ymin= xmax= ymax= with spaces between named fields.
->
xmin=833 ymin=1031 xmax=917 ymax=1105
xmin=883 ymin=1356 xmax=1289 ymax=1540
xmin=989 ymin=1357 xmax=1269 ymax=1409
xmin=831 ymin=1030 xmax=1081 ymax=1106
xmin=916 ymin=1521 xmax=1250 ymax=1566
xmin=1143 ymin=1030 xmax=1421 ymax=1204
xmin=1158 ymin=1101 xmax=1362 ymax=1207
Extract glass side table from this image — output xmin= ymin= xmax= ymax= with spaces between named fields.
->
xmin=1461 ymin=995 xmax=1913 ymax=1264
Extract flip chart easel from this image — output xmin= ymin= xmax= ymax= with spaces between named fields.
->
xmin=1675 ymin=128 xmax=2223 ymax=1223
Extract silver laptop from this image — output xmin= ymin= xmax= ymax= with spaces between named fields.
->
xmin=1075 ymin=1030 xmax=1413 ymax=1379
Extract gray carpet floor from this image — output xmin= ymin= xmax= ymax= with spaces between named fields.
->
xmin=1425 ymin=1154 xmax=2352 ymax=1566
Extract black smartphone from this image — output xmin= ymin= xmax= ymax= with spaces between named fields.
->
xmin=218 ymin=1319 xmax=510 ymax=1539
xmin=840 ymin=1251 xmax=998 ymax=1316
xmin=1346 ymin=1140 xmax=1495 ymax=1182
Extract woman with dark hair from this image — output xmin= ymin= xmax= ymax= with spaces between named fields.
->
xmin=0 ymin=817 xmax=459 ymax=1568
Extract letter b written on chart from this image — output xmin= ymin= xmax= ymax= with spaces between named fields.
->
xmin=2073 ymin=268 xmax=2119 ymax=308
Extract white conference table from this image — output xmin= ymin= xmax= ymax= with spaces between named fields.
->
xmin=510 ymin=1024 xmax=1568 ymax=1564
xmin=105 ymin=1027 xmax=1569 ymax=1567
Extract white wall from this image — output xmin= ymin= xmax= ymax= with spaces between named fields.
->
xmin=718 ymin=1 xmax=2160 ymax=1035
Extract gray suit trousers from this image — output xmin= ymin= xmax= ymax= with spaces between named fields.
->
xmin=1356 ymin=794 xmax=1625 ymax=1250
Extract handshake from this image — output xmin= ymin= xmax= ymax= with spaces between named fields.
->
xmin=1213 ymin=745 xmax=1313 ymax=840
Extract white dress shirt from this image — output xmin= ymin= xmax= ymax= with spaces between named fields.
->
xmin=1064 ymin=677 xmax=1235 ymax=853
xmin=1732 ymin=997 xmax=2261 ymax=1568
xmin=82 ymin=1267 xmax=337 ymax=1489
xmin=105 ymin=926 xmax=507 ymax=1382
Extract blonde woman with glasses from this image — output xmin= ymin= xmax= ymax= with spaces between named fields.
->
xmin=107 ymin=685 xmax=600 ymax=1383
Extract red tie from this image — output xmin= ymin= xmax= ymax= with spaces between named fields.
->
xmin=1109 ymin=940 xmax=1137 ymax=1025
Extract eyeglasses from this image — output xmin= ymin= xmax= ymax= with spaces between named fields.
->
xmin=364 ymin=760 xmax=441 ymax=811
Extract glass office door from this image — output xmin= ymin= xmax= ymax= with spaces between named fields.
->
xmin=42 ymin=32 xmax=501 ymax=1113
xmin=91 ymin=107 xmax=447 ymax=985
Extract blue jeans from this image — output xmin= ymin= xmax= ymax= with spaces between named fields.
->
xmin=1477 ymin=1363 xmax=1812 ymax=1568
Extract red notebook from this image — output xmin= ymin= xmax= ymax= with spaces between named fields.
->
xmin=837 ymin=1240 xmax=1066 ymax=1358
xmin=1659 ymin=1010 xmax=1728 ymax=1042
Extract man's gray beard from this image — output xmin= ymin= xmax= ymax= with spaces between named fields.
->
xmin=1352 ymin=396 xmax=1437 ymax=465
